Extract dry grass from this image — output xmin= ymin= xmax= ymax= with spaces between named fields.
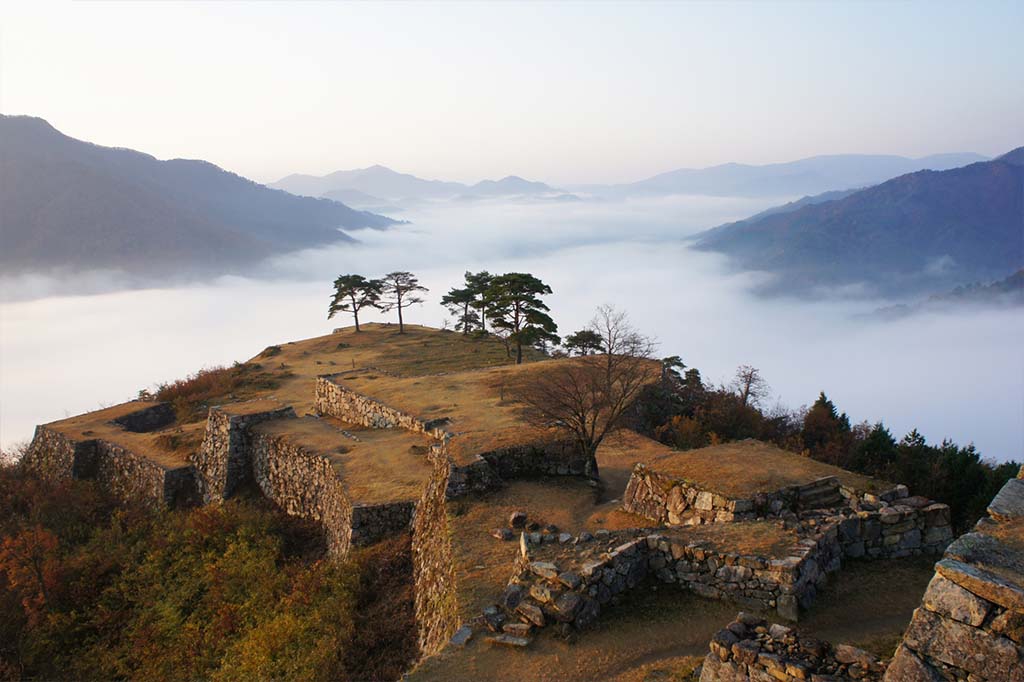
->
xmin=155 ymin=363 xmax=289 ymax=424
xmin=648 ymin=439 xmax=886 ymax=497
xmin=251 ymin=416 xmax=434 ymax=504
xmin=664 ymin=521 xmax=799 ymax=559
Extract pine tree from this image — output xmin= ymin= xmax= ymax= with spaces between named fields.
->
xmin=487 ymin=273 xmax=559 ymax=364
xmin=327 ymin=274 xmax=383 ymax=332
xmin=440 ymin=286 xmax=479 ymax=334
xmin=379 ymin=272 xmax=428 ymax=334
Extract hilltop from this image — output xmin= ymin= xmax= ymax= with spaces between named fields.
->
xmin=12 ymin=324 xmax=1014 ymax=681
xmin=0 ymin=116 xmax=396 ymax=276
xmin=692 ymin=149 xmax=1024 ymax=297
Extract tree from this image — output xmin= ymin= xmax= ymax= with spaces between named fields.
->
xmin=379 ymin=272 xmax=428 ymax=334
xmin=464 ymin=271 xmax=494 ymax=333
xmin=731 ymin=365 xmax=768 ymax=408
xmin=440 ymin=285 xmax=479 ymax=334
xmin=563 ymin=330 xmax=604 ymax=356
xmin=802 ymin=392 xmax=852 ymax=465
xmin=487 ymin=273 xmax=559 ymax=364
xmin=661 ymin=355 xmax=686 ymax=380
xmin=327 ymin=275 xmax=383 ymax=332
xmin=512 ymin=305 xmax=660 ymax=460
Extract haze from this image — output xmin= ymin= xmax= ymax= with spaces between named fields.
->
xmin=2 ymin=1 xmax=1022 ymax=184
xmin=2 ymin=196 xmax=1021 ymax=462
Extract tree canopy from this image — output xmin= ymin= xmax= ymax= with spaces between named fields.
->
xmin=487 ymin=272 xmax=559 ymax=364
xmin=379 ymin=272 xmax=428 ymax=334
xmin=328 ymin=274 xmax=383 ymax=332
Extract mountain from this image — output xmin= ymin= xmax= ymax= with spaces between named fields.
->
xmin=578 ymin=152 xmax=989 ymax=199
xmin=273 ymin=165 xmax=465 ymax=201
xmin=321 ymin=187 xmax=401 ymax=214
xmin=271 ymin=166 xmax=564 ymax=201
xmin=873 ymin=269 xmax=1024 ymax=319
xmin=0 ymin=116 xmax=395 ymax=276
xmin=692 ymin=149 xmax=1024 ymax=296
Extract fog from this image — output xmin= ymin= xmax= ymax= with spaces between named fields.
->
xmin=2 ymin=195 xmax=1021 ymax=462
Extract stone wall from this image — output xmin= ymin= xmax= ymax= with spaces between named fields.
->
xmin=351 ymin=501 xmax=415 ymax=547
xmin=412 ymin=446 xmax=461 ymax=656
xmin=22 ymin=425 xmax=197 ymax=507
xmin=623 ymin=465 xmax=847 ymax=526
xmin=248 ymin=428 xmax=354 ymax=557
xmin=833 ymin=499 xmax=953 ymax=560
xmin=700 ymin=613 xmax=887 ymax=681
xmin=884 ymin=475 xmax=1024 ymax=682
xmin=445 ymin=441 xmax=598 ymax=498
xmin=110 ymin=402 xmax=176 ymax=432
xmin=191 ymin=402 xmax=297 ymax=503
xmin=315 ymin=375 xmax=451 ymax=439
xmin=497 ymin=523 xmax=844 ymax=633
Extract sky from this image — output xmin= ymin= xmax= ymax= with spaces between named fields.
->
xmin=2 ymin=1 xmax=1022 ymax=185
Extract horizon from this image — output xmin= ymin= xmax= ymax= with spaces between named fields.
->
xmin=2 ymin=1 xmax=1022 ymax=185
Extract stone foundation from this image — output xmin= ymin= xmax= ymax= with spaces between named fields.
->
xmin=884 ymin=474 xmax=1024 ymax=682
xmin=351 ymin=501 xmax=415 ymax=546
xmin=191 ymin=402 xmax=297 ymax=503
xmin=315 ymin=375 xmax=451 ymax=439
xmin=412 ymin=446 xmax=461 ymax=656
xmin=700 ymin=613 xmax=887 ymax=681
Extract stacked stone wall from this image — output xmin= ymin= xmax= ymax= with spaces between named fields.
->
xmin=192 ymin=403 xmax=297 ymax=503
xmin=884 ymin=475 xmax=1024 ymax=682
xmin=700 ymin=613 xmax=887 ymax=681
xmin=22 ymin=426 xmax=196 ymax=506
xmin=249 ymin=429 xmax=354 ymax=557
xmin=500 ymin=523 xmax=844 ymax=633
xmin=110 ymin=402 xmax=175 ymax=432
xmin=834 ymin=500 xmax=953 ymax=560
xmin=315 ymin=375 xmax=450 ymax=439
xmin=412 ymin=446 xmax=461 ymax=656
xmin=351 ymin=501 xmax=415 ymax=546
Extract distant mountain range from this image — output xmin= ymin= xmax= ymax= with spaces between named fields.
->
xmin=574 ymin=153 xmax=989 ymax=199
xmin=692 ymin=148 xmax=1024 ymax=297
xmin=271 ymin=165 xmax=569 ymax=202
xmin=0 ymin=116 xmax=395 ymax=276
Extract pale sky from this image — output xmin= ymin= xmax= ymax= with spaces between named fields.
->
xmin=1 ymin=1 xmax=1021 ymax=185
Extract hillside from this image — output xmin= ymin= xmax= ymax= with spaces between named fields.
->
xmin=692 ymin=149 xmax=1024 ymax=296
xmin=873 ymin=269 xmax=1024 ymax=319
xmin=0 ymin=116 xmax=396 ymax=275
xmin=575 ymin=152 xmax=988 ymax=198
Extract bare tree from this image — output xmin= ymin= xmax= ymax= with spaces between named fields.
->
xmin=512 ymin=305 xmax=660 ymax=460
xmin=732 ymin=364 xmax=769 ymax=407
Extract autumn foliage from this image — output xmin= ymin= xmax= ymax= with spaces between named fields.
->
xmin=0 ymin=462 xmax=416 ymax=680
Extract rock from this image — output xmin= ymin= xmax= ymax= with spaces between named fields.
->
xmin=486 ymin=634 xmax=531 ymax=648
xmin=595 ymin=529 xmax=610 ymax=538
xmin=516 ymin=601 xmax=545 ymax=627
xmin=483 ymin=609 xmax=505 ymax=632
xmin=558 ymin=532 xmax=573 ymax=544
xmin=768 ymin=623 xmax=792 ymax=639
xmin=509 ymin=511 xmax=528 ymax=529
xmin=528 ymin=532 xmax=542 ymax=545
xmin=885 ymin=645 xmax=943 ymax=682
xmin=922 ymin=574 xmax=991 ymax=627
xmin=903 ymin=606 xmax=1021 ymax=679
xmin=990 ymin=609 xmax=1024 ymax=643
xmin=557 ymin=571 xmax=582 ymax=590
xmin=935 ymin=558 xmax=1024 ymax=611
xmin=577 ymin=531 xmax=594 ymax=543
xmin=834 ymin=643 xmax=877 ymax=667
xmin=490 ymin=528 xmax=514 ymax=541
xmin=501 ymin=583 xmax=525 ymax=610
xmin=777 ymin=595 xmax=799 ymax=621
xmin=529 ymin=583 xmax=556 ymax=603
xmin=574 ymin=595 xmax=601 ymax=629
xmin=449 ymin=625 xmax=473 ymax=647
xmin=988 ymin=478 xmax=1024 ymax=521
xmin=730 ymin=639 xmax=760 ymax=665
xmin=553 ymin=592 xmax=583 ymax=621
xmin=502 ymin=622 xmax=531 ymax=636
xmin=544 ymin=523 xmax=559 ymax=533
xmin=527 ymin=521 xmax=541 ymax=531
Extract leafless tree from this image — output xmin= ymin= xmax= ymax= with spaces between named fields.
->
xmin=512 ymin=305 xmax=660 ymax=459
xmin=732 ymin=364 xmax=769 ymax=407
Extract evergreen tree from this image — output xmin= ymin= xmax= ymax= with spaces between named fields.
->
xmin=440 ymin=285 xmax=478 ymax=334
xmin=487 ymin=273 xmax=559 ymax=364
xmin=564 ymin=329 xmax=604 ymax=356
xmin=327 ymin=274 xmax=383 ymax=332
xmin=379 ymin=272 xmax=428 ymax=334
xmin=464 ymin=271 xmax=494 ymax=333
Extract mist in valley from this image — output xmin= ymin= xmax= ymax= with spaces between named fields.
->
xmin=2 ymin=194 xmax=1020 ymax=463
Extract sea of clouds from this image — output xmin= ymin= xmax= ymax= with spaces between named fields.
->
xmin=2 ymin=195 xmax=1021 ymax=462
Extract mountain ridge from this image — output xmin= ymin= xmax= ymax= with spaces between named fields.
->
xmin=0 ymin=115 xmax=395 ymax=276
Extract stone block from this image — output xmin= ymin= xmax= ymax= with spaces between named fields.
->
xmin=988 ymin=478 xmax=1024 ymax=521
xmin=922 ymin=573 xmax=991 ymax=627
xmin=903 ymin=606 xmax=1021 ymax=679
